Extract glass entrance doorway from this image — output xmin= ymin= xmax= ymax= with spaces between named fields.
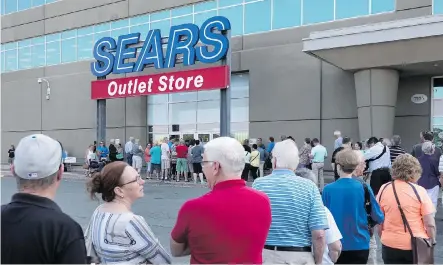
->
xmin=168 ymin=133 xmax=219 ymax=144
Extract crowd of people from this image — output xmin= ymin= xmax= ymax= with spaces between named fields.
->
xmin=1 ymin=131 xmax=442 ymax=264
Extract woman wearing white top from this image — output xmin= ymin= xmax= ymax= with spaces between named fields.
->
xmin=296 ymin=168 xmax=343 ymax=264
xmin=242 ymin=142 xmax=251 ymax=181
xmin=85 ymin=161 xmax=172 ymax=264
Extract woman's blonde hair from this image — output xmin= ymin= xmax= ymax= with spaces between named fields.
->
xmin=392 ymin=154 xmax=422 ymax=182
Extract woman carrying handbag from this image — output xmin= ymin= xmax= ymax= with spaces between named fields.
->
xmin=377 ymin=154 xmax=436 ymax=264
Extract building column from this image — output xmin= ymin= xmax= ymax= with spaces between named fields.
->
xmin=354 ymin=69 xmax=399 ymax=141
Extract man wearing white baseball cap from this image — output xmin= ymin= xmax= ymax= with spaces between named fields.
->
xmin=1 ymin=134 xmax=87 ymax=264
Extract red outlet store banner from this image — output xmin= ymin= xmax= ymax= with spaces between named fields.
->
xmin=91 ymin=65 xmax=230 ymax=100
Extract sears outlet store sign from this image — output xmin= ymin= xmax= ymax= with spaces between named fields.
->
xmin=90 ymin=16 xmax=231 ymax=100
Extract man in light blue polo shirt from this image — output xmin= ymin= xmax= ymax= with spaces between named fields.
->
xmin=253 ymin=139 xmax=328 ymax=264
xmin=310 ymin=138 xmax=328 ymax=192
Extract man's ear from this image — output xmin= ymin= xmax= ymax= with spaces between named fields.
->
xmin=57 ymin=165 xmax=64 ymax=181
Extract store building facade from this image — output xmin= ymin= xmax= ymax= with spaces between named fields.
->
xmin=1 ymin=0 xmax=442 ymax=164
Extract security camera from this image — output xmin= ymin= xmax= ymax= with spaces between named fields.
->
xmin=37 ymin=78 xmax=42 ymax=84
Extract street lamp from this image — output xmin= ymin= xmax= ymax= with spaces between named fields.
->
xmin=37 ymin=78 xmax=51 ymax=100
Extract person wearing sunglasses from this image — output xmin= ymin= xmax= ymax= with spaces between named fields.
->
xmin=85 ymin=161 xmax=171 ymax=264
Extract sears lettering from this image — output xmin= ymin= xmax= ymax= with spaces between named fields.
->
xmin=91 ymin=16 xmax=231 ymax=77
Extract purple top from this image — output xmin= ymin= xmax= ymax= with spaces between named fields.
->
xmin=417 ymin=154 xmax=441 ymax=190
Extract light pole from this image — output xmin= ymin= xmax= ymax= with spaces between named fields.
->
xmin=38 ymin=78 xmax=51 ymax=100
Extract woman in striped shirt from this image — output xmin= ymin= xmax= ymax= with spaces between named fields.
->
xmin=85 ymin=161 xmax=172 ymax=264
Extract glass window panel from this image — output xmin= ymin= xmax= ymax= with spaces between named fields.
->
xmin=111 ymin=19 xmax=129 ymax=29
xmin=18 ymin=39 xmax=31 ymax=47
xmin=169 ymin=102 xmax=197 ymax=124
xmin=148 ymin=104 xmax=169 ymax=125
xmin=130 ymin=14 xmax=149 ymax=25
xmin=31 ymin=44 xmax=45 ymax=67
xmin=32 ymin=36 xmax=45 ymax=44
xmin=4 ymin=42 xmax=17 ymax=50
xmin=61 ymin=38 xmax=76 ymax=63
xmin=111 ymin=28 xmax=129 ymax=39
xmin=171 ymin=5 xmax=193 ymax=17
xmin=336 ymin=0 xmax=369 ymax=19
xmin=151 ymin=10 xmax=170 ymax=21
xmin=433 ymin=117 xmax=443 ymax=125
xmin=18 ymin=47 xmax=31 ymax=69
xmin=148 ymin=94 xmax=168 ymax=104
xmin=195 ymin=10 xmax=217 ymax=26
xmin=1 ymin=51 xmax=5 ymax=73
xmin=5 ymin=0 xmax=17 ymax=13
xmin=77 ymin=35 xmax=93 ymax=60
xmin=433 ymin=99 xmax=443 ymax=116
xmin=32 ymin=0 xmax=45 ymax=6
xmin=371 ymin=0 xmax=395 ymax=14
xmin=45 ymin=0 xmax=57 ymax=3
xmin=197 ymin=100 xmax=220 ymax=123
xmin=219 ymin=0 xmax=242 ymax=7
xmin=46 ymin=33 xmax=60 ymax=42
xmin=433 ymin=87 xmax=443 ymax=99
xmin=273 ymin=0 xmax=301 ymax=29
xmin=95 ymin=23 xmax=110 ymax=32
xmin=434 ymin=0 xmax=443 ymax=14
xmin=303 ymin=0 xmax=334 ymax=25
xmin=18 ymin=0 xmax=31 ymax=10
xmin=61 ymin=29 xmax=77 ymax=39
xmin=169 ymin=92 xmax=197 ymax=103
xmin=244 ymin=0 xmax=271 ymax=34
xmin=77 ymin=26 xmax=94 ymax=36
xmin=231 ymin=74 xmax=249 ymax=98
xmin=130 ymin=24 xmax=149 ymax=40
xmin=94 ymin=31 xmax=110 ymax=40
xmin=171 ymin=15 xmax=193 ymax=26
xmin=46 ymin=41 xmax=60 ymax=65
xmin=219 ymin=5 xmax=243 ymax=36
xmin=194 ymin=0 xmax=216 ymax=12
xmin=151 ymin=20 xmax=171 ymax=37
xmin=5 ymin=49 xmax=17 ymax=71
xmin=1 ymin=0 xmax=4 ymax=15
xmin=198 ymin=90 xmax=220 ymax=101
xmin=231 ymin=98 xmax=249 ymax=122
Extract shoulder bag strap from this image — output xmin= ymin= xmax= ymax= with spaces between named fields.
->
xmin=391 ymin=181 xmax=414 ymax=237
xmin=367 ymin=145 xmax=387 ymax=162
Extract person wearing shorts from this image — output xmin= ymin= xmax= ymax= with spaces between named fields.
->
xmin=191 ymin=140 xmax=204 ymax=184
xmin=161 ymin=138 xmax=170 ymax=181
xmin=175 ymin=140 xmax=188 ymax=182
xmin=149 ymin=142 xmax=162 ymax=180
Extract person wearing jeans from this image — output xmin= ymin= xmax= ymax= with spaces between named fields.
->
xmin=310 ymin=138 xmax=328 ymax=191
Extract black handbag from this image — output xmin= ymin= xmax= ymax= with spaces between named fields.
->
xmin=391 ymin=181 xmax=434 ymax=264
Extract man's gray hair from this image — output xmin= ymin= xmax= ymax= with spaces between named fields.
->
xmin=391 ymin=135 xmax=401 ymax=146
xmin=422 ymin=141 xmax=435 ymax=155
xmin=295 ymin=168 xmax=317 ymax=185
xmin=272 ymin=139 xmax=299 ymax=170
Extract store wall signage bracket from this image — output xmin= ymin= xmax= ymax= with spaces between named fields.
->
xmin=91 ymin=16 xmax=232 ymax=144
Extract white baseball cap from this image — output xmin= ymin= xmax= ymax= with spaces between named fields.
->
xmin=13 ymin=134 xmax=63 ymax=180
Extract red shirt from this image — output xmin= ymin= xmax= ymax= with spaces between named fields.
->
xmin=175 ymin=145 xmax=188 ymax=158
xmin=171 ymin=179 xmax=271 ymax=264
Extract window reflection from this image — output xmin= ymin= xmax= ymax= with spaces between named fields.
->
xmin=169 ymin=102 xmax=197 ymax=124
xmin=198 ymin=90 xmax=220 ymax=101
xmin=148 ymin=104 xmax=168 ymax=125
xmin=169 ymin=92 xmax=197 ymax=103
xmin=197 ymin=100 xmax=220 ymax=123
xmin=231 ymin=98 xmax=249 ymax=122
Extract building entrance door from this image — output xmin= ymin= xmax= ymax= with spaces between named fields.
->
xmin=167 ymin=132 xmax=219 ymax=144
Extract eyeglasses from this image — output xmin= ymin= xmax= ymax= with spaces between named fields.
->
xmin=201 ymin=161 xmax=215 ymax=167
xmin=120 ymin=175 xmax=143 ymax=186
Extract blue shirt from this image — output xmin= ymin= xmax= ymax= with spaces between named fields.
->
xmin=266 ymin=142 xmax=275 ymax=153
xmin=322 ymin=178 xmax=384 ymax=251
xmin=311 ymin=144 xmax=328 ymax=163
xmin=417 ymin=154 xmax=441 ymax=189
xmin=97 ymin=146 xmax=109 ymax=158
xmin=149 ymin=146 xmax=161 ymax=164
xmin=257 ymin=147 xmax=266 ymax=161
xmin=334 ymin=137 xmax=343 ymax=150
xmin=252 ymin=169 xmax=328 ymax=247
